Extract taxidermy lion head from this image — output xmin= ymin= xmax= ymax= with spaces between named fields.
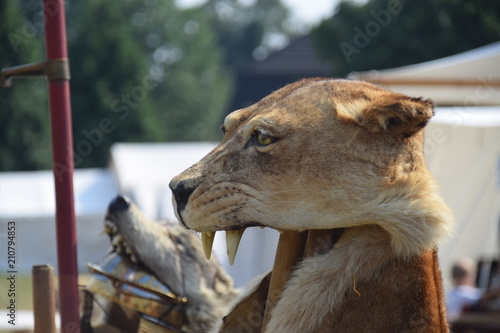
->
xmin=170 ymin=78 xmax=452 ymax=259
xmin=169 ymin=78 xmax=454 ymax=332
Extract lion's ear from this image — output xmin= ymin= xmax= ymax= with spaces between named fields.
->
xmin=360 ymin=95 xmax=434 ymax=139
xmin=339 ymin=95 xmax=434 ymax=139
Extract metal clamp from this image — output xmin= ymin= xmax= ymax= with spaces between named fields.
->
xmin=1 ymin=58 xmax=70 ymax=87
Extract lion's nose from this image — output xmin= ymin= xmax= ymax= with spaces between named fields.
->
xmin=169 ymin=179 xmax=197 ymax=214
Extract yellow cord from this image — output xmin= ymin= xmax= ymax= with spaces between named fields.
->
xmin=353 ymin=273 xmax=361 ymax=297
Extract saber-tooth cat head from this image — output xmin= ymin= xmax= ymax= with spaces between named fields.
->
xmin=169 ymin=78 xmax=452 ymax=264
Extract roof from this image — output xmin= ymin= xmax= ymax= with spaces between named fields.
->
xmin=229 ymin=35 xmax=333 ymax=110
xmin=350 ymin=42 xmax=500 ymax=106
xmin=241 ymin=35 xmax=332 ymax=76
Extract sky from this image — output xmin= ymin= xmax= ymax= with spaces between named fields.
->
xmin=281 ymin=0 xmax=340 ymax=25
xmin=176 ymin=0 xmax=342 ymax=26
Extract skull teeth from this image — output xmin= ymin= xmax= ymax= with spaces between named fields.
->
xmin=111 ymin=234 xmax=123 ymax=246
xmin=201 ymin=231 xmax=216 ymax=260
xmin=226 ymin=229 xmax=245 ymax=265
xmin=105 ymin=220 xmax=117 ymax=229
xmin=100 ymin=226 xmax=112 ymax=235
xmin=102 ymin=220 xmax=118 ymax=235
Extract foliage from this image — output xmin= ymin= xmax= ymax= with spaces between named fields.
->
xmin=313 ymin=0 xmax=500 ymax=76
xmin=0 ymin=1 xmax=51 ymax=170
xmin=0 ymin=0 xmax=231 ymax=170
xmin=67 ymin=0 xmax=230 ymax=168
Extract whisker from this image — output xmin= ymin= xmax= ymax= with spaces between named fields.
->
xmin=259 ymin=189 xmax=315 ymax=198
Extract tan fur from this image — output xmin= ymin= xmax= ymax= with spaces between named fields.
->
xmin=170 ymin=78 xmax=454 ymax=332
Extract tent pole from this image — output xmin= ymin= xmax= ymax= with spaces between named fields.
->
xmin=43 ymin=0 xmax=80 ymax=331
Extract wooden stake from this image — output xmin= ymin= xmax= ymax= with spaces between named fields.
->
xmin=217 ymin=228 xmax=343 ymax=331
xmin=261 ymin=230 xmax=308 ymax=331
xmin=304 ymin=229 xmax=344 ymax=258
xmin=32 ymin=265 xmax=57 ymax=333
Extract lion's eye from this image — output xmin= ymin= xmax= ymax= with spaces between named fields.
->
xmin=256 ymin=131 xmax=275 ymax=146
xmin=220 ymin=125 xmax=227 ymax=135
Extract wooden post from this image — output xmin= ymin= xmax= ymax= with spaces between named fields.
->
xmin=32 ymin=265 xmax=57 ymax=333
xmin=304 ymin=229 xmax=344 ymax=258
xmin=218 ymin=228 xmax=343 ymax=332
xmin=261 ymin=230 xmax=308 ymax=331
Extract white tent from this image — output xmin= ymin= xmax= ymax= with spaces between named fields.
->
xmin=427 ymin=108 xmax=500 ymax=288
xmin=351 ymin=42 xmax=500 ymax=288
xmin=0 ymin=169 xmax=118 ymax=273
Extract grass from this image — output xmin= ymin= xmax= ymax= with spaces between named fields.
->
xmin=1 ymin=274 xmax=91 ymax=311
xmin=1 ymin=275 xmax=33 ymax=311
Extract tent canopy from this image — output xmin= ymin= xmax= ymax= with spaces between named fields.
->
xmin=350 ymin=42 xmax=500 ymax=106
xmin=425 ymin=112 xmax=500 ymax=288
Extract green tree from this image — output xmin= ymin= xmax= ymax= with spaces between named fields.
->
xmin=0 ymin=1 xmax=50 ymax=171
xmin=0 ymin=1 xmax=231 ymax=170
xmin=67 ymin=0 xmax=230 ymax=168
xmin=313 ymin=0 xmax=500 ymax=76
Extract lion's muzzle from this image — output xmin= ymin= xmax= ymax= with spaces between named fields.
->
xmin=169 ymin=178 xmax=197 ymax=227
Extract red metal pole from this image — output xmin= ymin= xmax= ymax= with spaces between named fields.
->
xmin=43 ymin=0 xmax=80 ymax=332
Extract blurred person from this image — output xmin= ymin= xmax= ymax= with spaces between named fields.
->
xmin=446 ymin=257 xmax=483 ymax=321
